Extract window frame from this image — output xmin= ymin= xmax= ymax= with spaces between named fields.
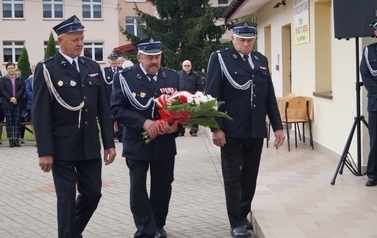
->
xmin=3 ymin=41 xmax=24 ymax=63
xmin=2 ymin=0 xmax=24 ymax=19
xmin=83 ymin=42 xmax=104 ymax=62
xmin=82 ymin=0 xmax=102 ymax=19
xmin=42 ymin=0 xmax=63 ymax=19
xmin=125 ymin=16 xmax=145 ymax=38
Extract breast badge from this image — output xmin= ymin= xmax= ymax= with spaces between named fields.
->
xmin=137 ymin=74 xmax=142 ymax=79
xmin=140 ymin=92 xmax=146 ymax=98
xmin=58 ymin=80 xmax=63 ymax=87
xmin=70 ymin=80 xmax=77 ymax=86
xmin=132 ymin=92 xmax=136 ymax=97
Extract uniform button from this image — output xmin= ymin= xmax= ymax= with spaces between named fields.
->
xmin=252 ymin=75 xmax=255 ymax=78
xmin=253 ymin=104 xmax=256 ymax=108
xmin=85 ymin=121 xmax=88 ymax=124
xmin=82 ymin=84 xmax=84 ymax=87
xmin=84 ymin=96 xmax=86 ymax=99
xmin=85 ymin=109 xmax=88 ymax=112
xmin=253 ymin=94 xmax=256 ymax=97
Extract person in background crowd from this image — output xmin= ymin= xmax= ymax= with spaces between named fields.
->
xmin=117 ymin=56 xmax=125 ymax=68
xmin=32 ymin=15 xmax=116 ymax=238
xmin=0 ymin=62 xmax=25 ymax=148
xmin=177 ymin=60 xmax=203 ymax=137
xmin=122 ymin=59 xmax=134 ymax=69
xmin=205 ymin=21 xmax=285 ymax=238
xmin=111 ymin=36 xmax=179 ymax=238
xmin=22 ymin=64 xmax=36 ymax=145
xmin=360 ymin=22 xmax=377 ymax=187
xmin=102 ymin=52 xmax=123 ymax=142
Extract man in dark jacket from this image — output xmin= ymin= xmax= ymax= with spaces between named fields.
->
xmin=360 ymin=22 xmax=377 ymax=187
xmin=111 ymin=36 xmax=179 ymax=238
xmin=177 ymin=60 xmax=203 ymax=136
xmin=205 ymin=21 xmax=285 ymax=238
xmin=32 ymin=15 xmax=116 ymax=238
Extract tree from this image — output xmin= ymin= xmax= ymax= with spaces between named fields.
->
xmin=121 ymin=0 xmax=229 ymax=71
xmin=17 ymin=47 xmax=32 ymax=79
xmin=45 ymin=32 xmax=57 ymax=59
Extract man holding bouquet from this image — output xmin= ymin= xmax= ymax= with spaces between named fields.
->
xmin=110 ymin=36 xmax=179 ymax=238
xmin=205 ymin=21 xmax=285 ymax=238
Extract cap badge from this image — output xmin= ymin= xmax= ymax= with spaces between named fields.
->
xmin=243 ymin=22 xmax=249 ymax=28
xmin=149 ymin=38 xmax=155 ymax=44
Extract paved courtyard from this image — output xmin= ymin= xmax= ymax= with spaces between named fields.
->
xmin=1 ymin=128 xmax=377 ymax=238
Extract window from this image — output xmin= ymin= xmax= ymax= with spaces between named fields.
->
xmin=84 ymin=42 xmax=103 ymax=61
xmin=43 ymin=0 xmax=63 ymax=18
xmin=3 ymin=0 xmax=24 ymax=18
xmin=82 ymin=0 xmax=102 ymax=19
xmin=126 ymin=17 xmax=145 ymax=38
xmin=3 ymin=41 xmax=24 ymax=63
xmin=218 ymin=0 xmax=228 ymax=6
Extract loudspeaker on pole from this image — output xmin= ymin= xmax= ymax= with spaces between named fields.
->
xmin=333 ymin=0 xmax=376 ymax=39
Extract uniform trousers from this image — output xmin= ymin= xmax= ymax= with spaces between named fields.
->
xmin=367 ymin=111 xmax=377 ymax=179
xmin=221 ymin=137 xmax=263 ymax=229
xmin=126 ymin=157 xmax=175 ymax=238
xmin=52 ymin=158 xmax=102 ymax=238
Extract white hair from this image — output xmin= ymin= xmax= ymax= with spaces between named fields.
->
xmin=122 ymin=60 xmax=134 ymax=69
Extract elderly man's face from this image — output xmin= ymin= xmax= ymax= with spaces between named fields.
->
xmin=182 ymin=60 xmax=192 ymax=73
xmin=58 ymin=31 xmax=84 ymax=58
xmin=109 ymin=59 xmax=118 ymax=67
xmin=138 ymin=53 xmax=161 ymax=75
xmin=231 ymin=35 xmax=255 ymax=55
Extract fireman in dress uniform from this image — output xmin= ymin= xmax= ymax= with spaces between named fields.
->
xmin=205 ymin=21 xmax=285 ymax=238
xmin=32 ymin=15 xmax=116 ymax=238
xmin=110 ymin=36 xmax=179 ymax=238
xmin=102 ymin=52 xmax=123 ymax=141
xmin=360 ymin=22 xmax=377 ymax=187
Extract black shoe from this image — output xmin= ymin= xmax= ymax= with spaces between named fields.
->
xmin=366 ymin=178 xmax=377 ymax=186
xmin=178 ymin=132 xmax=184 ymax=136
xmin=14 ymin=139 xmax=21 ymax=147
xmin=231 ymin=226 xmax=251 ymax=238
xmin=155 ymin=227 xmax=167 ymax=238
xmin=9 ymin=139 xmax=14 ymax=148
xmin=244 ymin=218 xmax=253 ymax=230
xmin=190 ymin=132 xmax=197 ymax=137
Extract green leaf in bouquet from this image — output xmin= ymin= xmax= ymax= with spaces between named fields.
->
xmin=188 ymin=118 xmax=220 ymax=128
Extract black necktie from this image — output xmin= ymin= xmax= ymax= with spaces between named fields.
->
xmin=72 ymin=60 xmax=79 ymax=73
xmin=112 ymin=68 xmax=116 ymax=73
xmin=243 ymin=55 xmax=254 ymax=69
xmin=147 ymin=74 xmax=156 ymax=89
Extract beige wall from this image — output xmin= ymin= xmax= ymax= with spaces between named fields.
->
xmin=255 ymin=0 xmax=371 ymax=166
xmin=0 ymin=0 xmax=120 ymax=74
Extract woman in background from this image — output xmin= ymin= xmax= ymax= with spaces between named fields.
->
xmin=0 ymin=62 xmax=25 ymax=147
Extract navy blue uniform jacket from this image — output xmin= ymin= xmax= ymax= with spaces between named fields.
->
xmin=32 ymin=53 xmax=115 ymax=161
xmin=361 ymin=43 xmax=377 ymax=112
xmin=205 ymin=47 xmax=283 ymax=138
xmin=110 ymin=64 xmax=179 ymax=161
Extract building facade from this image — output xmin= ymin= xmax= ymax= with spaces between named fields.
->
xmin=224 ymin=0 xmax=377 ymax=170
xmin=0 ymin=0 xmax=229 ymax=75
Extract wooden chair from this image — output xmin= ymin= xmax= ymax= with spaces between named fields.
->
xmin=282 ymin=96 xmax=314 ymax=151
